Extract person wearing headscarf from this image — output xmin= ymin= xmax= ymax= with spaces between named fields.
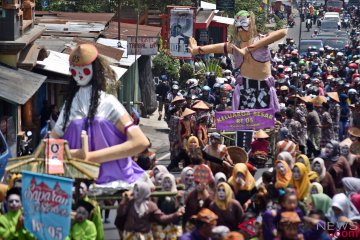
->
xmin=306 ymin=193 xmax=332 ymax=216
xmin=327 ymin=193 xmax=359 ymax=226
xmin=209 ymin=182 xmax=244 ymax=231
xmin=0 ymin=188 xmax=35 ymax=240
xmin=292 ymin=162 xmax=311 ymax=201
xmin=152 ymin=165 xmax=170 ymax=186
xmin=342 ymin=177 xmax=360 ymax=196
xmin=308 ymin=171 xmax=320 ymax=183
xmin=183 ymin=164 xmax=213 ymax=231
xmin=214 ymin=172 xmax=227 ymax=186
xmin=180 ymin=167 xmax=195 ymax=194
xmin=153 ymin=173 xmax=182 ymax=240
xmin=296 ymin=154 xmax=311 ymax=173
xmin=274 ymin=160 xmax=292 ymax=191
xmin=350 ymin=193 xmax=360 ymax=213
xmin=321 ymin=140 xmax=352 ymax=188
xmin=277 ymin=151 xmax=295 ymax=169
xmin=309 ymin=182 xmax=323 ymax=195
xmin=115 ymin=182 xmax=184 ymax=239
xmin=311 ymin=158 xmax=336 ymax=197
xmin=70 ymin=200 xmax=97 ymax=240
xmin=228 ymin=163 xmax=256 ymax=208
xmin=339 ymin=138 xmax=356 ymax=166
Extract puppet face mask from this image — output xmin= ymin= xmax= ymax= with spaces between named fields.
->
xmin=162 ymin=177 xmax=173 ymax=192
xmin=7 ymin=194 xmax=21 ymax=212
xmin=234 ymin=15 xmax=250 ymax=32
xmin=292 ymin=166 xmax=301 ymax=180
xmin=217 ymin=185 xmax=226 ymax=201
xmin=75 ymin=206 xmax=89 ymax=223
xmin=276 ymin=162 xmax=287 ymax=176
xmin=324 ymin=143 xmax=334 ymax=157
xmin=70 ymin=64 xmax=93 ymax=86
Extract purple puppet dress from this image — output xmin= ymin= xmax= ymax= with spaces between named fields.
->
xmin=54 ymin=85 xmax=152 ymax=191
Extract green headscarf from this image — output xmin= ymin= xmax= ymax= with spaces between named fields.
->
xmin=311 ymin=193 xmax=332 ymax=215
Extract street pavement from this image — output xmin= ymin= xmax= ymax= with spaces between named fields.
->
xmin=103 ymin=7 xmax=315 ymax=239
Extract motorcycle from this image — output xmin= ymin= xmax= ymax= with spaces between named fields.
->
xmin=342 ymin=17 xmax=350 ymax=29
xmin=306 ymin=18 xmax=312 ymax=32
xmin=17 ymin=131 xmax=33 ymax=156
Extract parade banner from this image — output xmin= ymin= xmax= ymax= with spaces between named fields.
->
xmin=215 ymin=108 xmax=275 ymax=131
xmin=127 ymin=36 xmax=158 ymax=55
xmin=169 ymin=8 xmax=193 ymax=58
xmin=45 ymin=139 xmax=65 ymax=174
xmin=22 ymin=171 xmax=73 ymax=240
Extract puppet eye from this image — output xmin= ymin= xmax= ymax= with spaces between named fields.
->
xmin=70 ymin=69 xmax=77 ymax=76
xmin=83 ymin=68 xmax=91 ymax=75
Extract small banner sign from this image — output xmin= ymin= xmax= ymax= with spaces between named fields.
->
xmin=127 ymin=36 xmax=159 ymax=55
xmin=45 ymin=139 xmax=65 ymax=174
xmin=216 ymin=0 xmax=235 ymax=11
xmin=215 ymin=108 xmax=275 ymax=131
xmin=22 ymin=171 xmax=73 ymax=240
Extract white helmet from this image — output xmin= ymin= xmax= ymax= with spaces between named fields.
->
xmin=186 ymin=78 xmax=198 ymax=88
xmin=337 ymin=52 xmax=344 ymax=57
xmin=285 ymin=67 xmax=292 ymax=73
xmin=348 ymin=89 xmax=358 ymax=94
xmin=216 ymin=77 xmax=226 ymax=84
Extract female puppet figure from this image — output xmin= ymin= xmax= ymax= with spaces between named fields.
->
xmin=188 ymin=11 xmax=287 ymax=112
xmin=292 ymin=162 xmax=311 ymax=201
xmin=274 ymin=160 xmax=292 ymax=191
xmin=51 ymin=44 xmax=151 ymax=191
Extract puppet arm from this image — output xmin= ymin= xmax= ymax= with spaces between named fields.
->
xmin=188 ymin=37 xmax=233 ymax=55
xmin=69 ymin=113 xmax=150 ymax=163
xmin=246 ymin=29 xmax=288 ymax=53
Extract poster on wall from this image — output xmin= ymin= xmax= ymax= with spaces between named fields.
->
xmin=169 ymin=8 xmax=194 ymax=58
xmin=22 ymin=171 xmax=73 ymax=240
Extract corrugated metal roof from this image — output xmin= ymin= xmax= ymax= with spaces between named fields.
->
xmin=34 ymin=36 xmax=76 ymax=52
xmin=35 ymin=11 xmax=114 ymax=24
xmin=196 ymin=9 xmax=214 ymax=23
xmin=36 ymin=50 xmax=71 ymax=76
xmin=96 ymin=38 xmax=140 ymax=67
xmin=0 ymin=64 xmax=47 ymax=105
xmin=101 ymin=21 xmax=161 ymax=40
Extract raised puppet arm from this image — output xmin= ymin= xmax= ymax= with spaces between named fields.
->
xmin=188 ymin=37 xmax=231 ymax=55
xmin=247 ymin=29 xmax=288 ymax=53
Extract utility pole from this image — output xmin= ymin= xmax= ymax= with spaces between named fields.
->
xmin=298 ymin=0 xmax=303 ymax=52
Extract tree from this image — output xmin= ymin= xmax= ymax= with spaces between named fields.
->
xmin=152 ymin=50 xmax=180 ymax=81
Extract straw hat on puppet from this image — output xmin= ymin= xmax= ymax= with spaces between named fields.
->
xmin=171 ymin=95 xmax=185 ymax=104
xmin=181 ymin=108 xmax=196 ymax=118
xmin=327 ymin=92 xmax=340 ymax=103
xmin=192 ymin=100 xmax=210 ymax=110
xmin=69 ymin=44 xmax=98 ymax=66
xmin=254 ymin=129 xmax=269 ymax=139
xmin=311 ymin=96 xmax=327 ymax=107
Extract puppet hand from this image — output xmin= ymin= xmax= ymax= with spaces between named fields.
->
xmin=188 ymin=37 xmax=198 ymax=55
xmin=176 ymin=207 xmax=185 ymax=217
xmin=70 ymin=148 xmax=93 ymax=162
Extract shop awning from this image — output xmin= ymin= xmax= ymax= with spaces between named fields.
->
xmin=212 ymin=15 xmax=234 ymax=25
xmin=0 ymin=64 xmax=47 ymax=105
xmin=36 ymin=50 xmax=71 ymax=76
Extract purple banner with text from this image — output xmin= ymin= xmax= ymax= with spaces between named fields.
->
xmin=215 ymin=108 xmax=275 ymax=131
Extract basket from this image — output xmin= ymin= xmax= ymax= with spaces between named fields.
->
xmin=227 ymin=146 xmax=248 ymax=164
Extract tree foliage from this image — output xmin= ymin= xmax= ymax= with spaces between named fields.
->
xmin=179 ymin=63 xmax=194 ymax=87
xmin=152 ymin=50 xmax=180 ymax=81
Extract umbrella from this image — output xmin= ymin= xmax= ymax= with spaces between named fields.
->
xmin=6 ymin=135 xmax=99 ymax=180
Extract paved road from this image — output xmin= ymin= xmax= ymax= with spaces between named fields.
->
xmin=102 ymin=6 xmax=313 ymax=239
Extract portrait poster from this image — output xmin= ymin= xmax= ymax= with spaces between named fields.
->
xmin=169 ymin=8 xmax=194 ymax=58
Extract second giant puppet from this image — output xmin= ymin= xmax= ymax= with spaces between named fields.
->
xmin=51 ymin=44 xmax=152 ymax=191
xmin=189 ymin=10 xmax=287 ymax=112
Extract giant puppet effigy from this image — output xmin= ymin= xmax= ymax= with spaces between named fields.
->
xmin=188 ymin=10 xmax=287 ymax=113
xmin=50 ymin=43 xmax=153 ymax=192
